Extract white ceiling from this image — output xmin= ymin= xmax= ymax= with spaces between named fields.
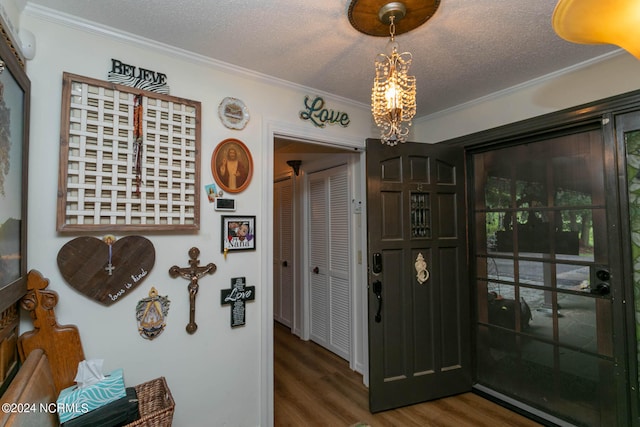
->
xmin=23 ymin=0 xmax=618 ymax=119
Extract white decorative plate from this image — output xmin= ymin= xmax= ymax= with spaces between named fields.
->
xmin=218 ymin=97 xmax=249 ymax=130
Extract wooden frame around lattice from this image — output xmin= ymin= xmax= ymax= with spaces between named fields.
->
xmin=57 ymin=73 xmax=201 ymax=232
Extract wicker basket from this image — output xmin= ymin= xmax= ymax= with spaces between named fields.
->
xmin=125 ymin=377 xmax=175 ymax=426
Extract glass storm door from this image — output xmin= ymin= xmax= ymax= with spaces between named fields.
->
xmin=471 ymin=128 xmax=630 ymax=426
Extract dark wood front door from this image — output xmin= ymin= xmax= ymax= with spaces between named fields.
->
xmin=366 ymin=139 xmax=470 ymax=412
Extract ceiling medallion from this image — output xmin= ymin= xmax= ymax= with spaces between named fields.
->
xmin=348 ymin=0 xmax=440 ymax=37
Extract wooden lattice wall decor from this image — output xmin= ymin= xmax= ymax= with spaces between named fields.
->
xmin=57 ymin=73 xmax=201 ymax=232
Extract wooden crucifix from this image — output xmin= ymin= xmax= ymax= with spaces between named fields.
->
xmin=169 ymin=247 xmax=216 ymax=334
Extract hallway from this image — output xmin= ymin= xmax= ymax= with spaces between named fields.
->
xmin=274 ymin=322 xmax=543 ymax=426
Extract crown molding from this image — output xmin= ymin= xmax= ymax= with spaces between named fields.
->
xmin=415 ymin=49 xmax=625 ymax=124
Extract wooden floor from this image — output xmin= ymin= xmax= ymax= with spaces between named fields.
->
xmin=274 ymin=322 xmax=543 ymax=427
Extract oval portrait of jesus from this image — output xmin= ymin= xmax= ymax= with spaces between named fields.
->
xmin=211 ymin=138 xmax=254 ymax=194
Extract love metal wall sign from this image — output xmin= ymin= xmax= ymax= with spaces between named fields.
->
xmin=299 ymin=95 xmax=351 ymax=128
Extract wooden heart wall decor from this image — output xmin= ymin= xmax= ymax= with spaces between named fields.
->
xmin=57 ymin=236 xmax=155 ymax=306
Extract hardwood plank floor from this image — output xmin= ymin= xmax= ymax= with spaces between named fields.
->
xmin=274 ymin=322 xmax=543 ymax=427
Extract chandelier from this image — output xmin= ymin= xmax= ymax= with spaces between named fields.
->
xmin=372 ymin=10 xmax=416 ymax=145
xmin=552 ymin=0 xmax=640 ymax=59
xmin=348 ymin=0 xmax=440 ymax=146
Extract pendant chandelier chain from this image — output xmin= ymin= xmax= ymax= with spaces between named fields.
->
xmin=389 ymin=16 xmax=396 ymax=42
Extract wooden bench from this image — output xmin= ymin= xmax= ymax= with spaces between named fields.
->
xmin=0 ymin=348 xmax=58 ymax=426
xmin=0 ymin=270 xmax=174 ymax=426
xmin=0 ymin=270 xmax=85 ymax=426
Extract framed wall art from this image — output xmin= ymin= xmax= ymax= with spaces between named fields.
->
xmin=0 ymin=24 xmax=30 ymax=296
xmin=211 ymin=138 xmax=253 ymax=194
xmin=221 ymin=216 xmax=256 ymax=252
xmin=218 ymin=97 xmax=249 ymax=130
xmin=57 ymin=72 xmax=201 ymax=232
xmin=0 ymin=19 xmax=30 ymax=396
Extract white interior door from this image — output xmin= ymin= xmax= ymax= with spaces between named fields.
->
xmin=273 ymin=177 xmax=293 ymax=327
xmin=308 ymin=164 xmax=351 ymax=360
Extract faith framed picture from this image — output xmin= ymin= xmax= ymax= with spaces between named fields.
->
xmin=211 ymin=138 xmax=253 ymax=194
xmin=221 ymin=215 xmax=256 ymax=252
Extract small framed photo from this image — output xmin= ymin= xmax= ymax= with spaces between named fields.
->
xmin=211 ymin=138 xmax=253 ymax=194
xmin=222 ymin=216 xmax=256 ymax=252
xmin=204 ymin=183 xmax=221 ymax=203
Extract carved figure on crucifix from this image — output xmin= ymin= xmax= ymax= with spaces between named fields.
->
xmin=169 ymin=247 xmax=216 ymax=334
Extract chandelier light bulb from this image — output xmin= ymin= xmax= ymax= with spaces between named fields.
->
xmin=385 ymin=80 xmax=398 ymax=110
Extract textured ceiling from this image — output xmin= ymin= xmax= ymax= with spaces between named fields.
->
xmin=23 ymin=0 xmax=619 ymax=119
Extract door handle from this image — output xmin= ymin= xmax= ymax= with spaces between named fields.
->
xmin=591 ymin=266 xmax=611 ymax=296
xmin=313 ymin=266 xmax=319 ymax=274
xmin=593 ymin=283 xmax=610 ymax=295
xmin=373 ymin=280 xmax=382 ymax=323
xmin=282 ymin=260 xmax=288 ymax=267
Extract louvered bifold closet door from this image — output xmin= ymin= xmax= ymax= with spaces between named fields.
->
xmin=309 ymin=177 xmax=329 ymax=348
xmin=328 ymin=171 xmax=350 ymax=359
xmin=308 ymin=165 xmax=351 ymax=360
xmin=274 ymin=178 xmax=293 ymax=327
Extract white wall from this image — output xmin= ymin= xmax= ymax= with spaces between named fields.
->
xmin=20 ymin=7 xmax=372 ymax=427
xmin=414 ymin=51 xmax=640 ymax=143
xmin=20 ymin=5 xmax=640 ymax=427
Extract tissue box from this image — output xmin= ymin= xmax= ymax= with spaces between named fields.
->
xmin=61 ymin=387 xmax=139 ymax=427
xmin=57 ymin=369 xmax=127 ymax=423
